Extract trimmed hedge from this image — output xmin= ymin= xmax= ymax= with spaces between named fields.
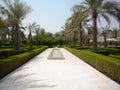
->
xmin=0 ymin=50 xmax=26 ymax=59
xmin=94 ymin=48 xmax=120 ymax=56
xmin=64 ymin=46 xmax=120 ymax=84
xmin=93 ymin=49 xmax=110 ymax=56
xmin=0 ymin=46 xmax=48 ymax=79
xmin=57 ymin=45 xmax=63 ymax=48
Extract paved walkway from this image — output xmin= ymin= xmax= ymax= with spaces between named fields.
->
xmin=0 ymin=48 xmax=120 ymax=90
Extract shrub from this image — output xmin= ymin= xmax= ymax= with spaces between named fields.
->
xmin=0 ymin=46 xmax=48 ymax=79
xmin=93 ymin=49 xmax=110 ymax=56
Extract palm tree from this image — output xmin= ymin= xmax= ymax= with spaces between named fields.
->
xmin=0 ymin=18 xmax=6 ymax=29
xmin=19 ymin=30 xmax=26 ymax=43
xmin=0 ymin=6 xmax=6 ymax=29
xmin=2 ymin=0 xmax=31 ymax=50
xmin=102 ymin=25 xmax=110 ymax=47
xmin=26 ymin=22 xmax=39 ymax=48
xmin=112 ymin=28 xmax=118 ymax=38
xmin=0 ymin=6 xmax=8 ymax=43
xmin=71 ymin=5 xmax=90 ymax=49
xmin=86 ymin=26 xmax=93 ymax=48
xmin=116 ymin=9 xmax=120 ymax=32
xmin=62 ymin=19 xmax=73 ymax=46
xmin=74 ymin=0 xmax=120 ymax=50
xmin=33 ymin=27 xmax=41 ymax=46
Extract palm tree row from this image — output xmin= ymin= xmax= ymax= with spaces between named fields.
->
xmin=0 ymin=0 xmax=55 ymax=50
xmin=26 ymin=22 xmax=54 ymax=48
xmin=62 ymin=0 xmax=120 ymax=50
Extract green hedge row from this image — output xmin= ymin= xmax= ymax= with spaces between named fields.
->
xmin=0 ymin=50 xmax=26 ymax=59
xmin=93 ymin=49 xmax=110 ymax=56
xmin=0 ymin=46 xmax=48 ymax=79
xmin=93 ymin=48 xmax=120 ymax=56
xmin=64 ymin=46 xmax=120 ymax=84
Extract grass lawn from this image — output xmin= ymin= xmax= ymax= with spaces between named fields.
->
xmin=64 ymin=46 xmax=120 ymax=84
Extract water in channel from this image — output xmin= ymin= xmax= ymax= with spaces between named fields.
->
xmin=48 ymin=48 xmax=65 ymax=59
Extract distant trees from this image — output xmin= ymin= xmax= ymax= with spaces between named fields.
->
xmin=0 ymin=0 xmax=120 ymax=49
xmin=0 ymin=0 xmax=56 ymax=48
xmin=26 ymin=22 xmax=55 ymax=47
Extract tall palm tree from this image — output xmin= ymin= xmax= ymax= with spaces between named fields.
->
xmin=0 ymin=6 xmax=6 ymax=29
xmin=33 ymin=27 xmax=41 ymax=46
xmin=26 ymin=22 xmax=39 ymax=48
xmin=0 ymin=18 xmax=6 ymax=28
xmin=2 ymin=0 xmax=31 ymax=50
xmin=74 ymin=0 xmax=120 ymax=50
xmin=116 ymin=9 xmax=120 ymax=32
xmin=102 ymin=25 xmax=110 ymax=47
xmin=112 ymin=28 xmax=118 ymax=38
xmin=70 ymin=7 xmax=88 ymax=49
xmin=86 ymin=26 xmax=93 ymax=48
xmin=0 ymin=6 xmax=8 ymax=43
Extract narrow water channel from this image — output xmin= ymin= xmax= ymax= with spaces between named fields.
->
xmin=48 ymin=48 xmax=65 ymax=59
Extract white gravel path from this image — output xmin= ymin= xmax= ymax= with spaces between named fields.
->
xmin=0 ymin=48 xmax=120 ymax=90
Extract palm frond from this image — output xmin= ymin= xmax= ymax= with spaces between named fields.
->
xmin=3 ymin=0 xmax=31 ymax=24
xmin=101 ymin=13 xmax=110 ymax=25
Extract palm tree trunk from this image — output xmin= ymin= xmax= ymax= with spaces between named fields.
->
xmin=73 ymin=30 xmax=75 ymax=47
xmin=92 ymin=10 xmax=97 ymax=51
xmin=11 ymin=26 xmax=14 ymax=45
xmin=14 ymin=24 xmax=19 ymax=50
xmin=104 ymin=31 xmax=107 ymax=47
xmin=29 ymin=30 xmax=32 ymax=48
xmin=36 ymin=35 xmax=39 ymax=46
xmin=69 ymin=36 xmax=71 ymax=46
xmin=79 ymin=23 xmax=82 ymax=49
xmin=119 ymin=21 xmax=120 ymax=37
xmin=87 ymin=38 xmax=90 ymax=48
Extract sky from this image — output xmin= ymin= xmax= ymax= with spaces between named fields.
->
xmin=23 ymin=0 xmax=119 ymax=34
xmin=23 ymin=0 xmax=82 ymax=34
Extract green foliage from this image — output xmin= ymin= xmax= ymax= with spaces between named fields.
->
xmin=41 ymin=37 xmax=55 ymax=45
xmin=0 ymin=39 xmax=12 ymax=47
xmin=0 ymin=46 xmax=48 ymax=79
xmin=64 ymin=46 xmax=120 ymax=84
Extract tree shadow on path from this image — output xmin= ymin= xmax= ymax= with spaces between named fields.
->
xmin=0 ymin=72 xmax=56 ymax=90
